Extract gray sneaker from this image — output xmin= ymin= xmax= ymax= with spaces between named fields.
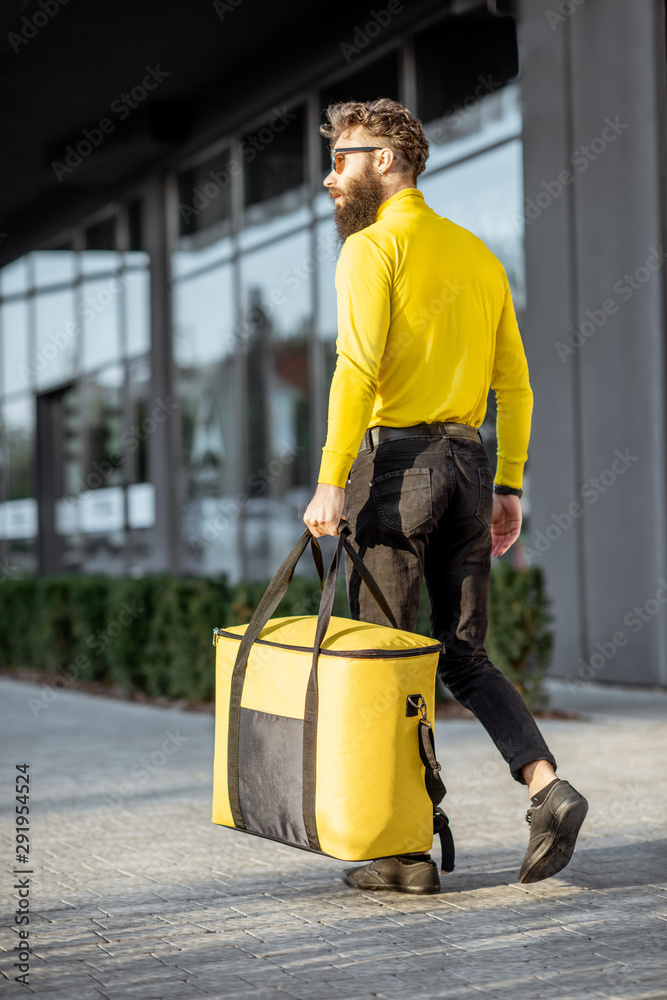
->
xmin=519 ymin=779 xmax=588 ymax=883
xmin=341 ymin=855 xmax=441 ymax=894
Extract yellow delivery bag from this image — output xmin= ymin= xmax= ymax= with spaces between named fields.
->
xmin=212 ymin=523 xmax=454 ymax=868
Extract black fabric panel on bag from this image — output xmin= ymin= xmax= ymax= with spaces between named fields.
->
xmin=238 ymin=708 xmax=309 ymax=848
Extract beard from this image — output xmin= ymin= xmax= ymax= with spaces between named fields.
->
xmin=332 ymin=161 xmax=386 ymax=246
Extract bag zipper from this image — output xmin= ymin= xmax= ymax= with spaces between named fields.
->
xmin=212 ymin=627 xmax=442 ymax=659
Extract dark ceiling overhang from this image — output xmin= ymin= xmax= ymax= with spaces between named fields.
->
xmin=0 ymin=0 xmax=504 ymax=269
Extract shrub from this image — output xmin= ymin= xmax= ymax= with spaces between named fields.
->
xmin=486 ymin=560 xmax=554 ymax=712
xmin=0 ymin=561 xmax=553 ymax=711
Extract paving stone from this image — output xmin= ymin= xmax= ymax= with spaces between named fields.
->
xmin=1 ymin=677 xmax=666 ymax=999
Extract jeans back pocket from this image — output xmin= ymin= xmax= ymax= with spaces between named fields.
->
xmin=370 ymin=467 xmax=433 ymax=534
xmin=475 ymin=466 xmax=494 ymax=531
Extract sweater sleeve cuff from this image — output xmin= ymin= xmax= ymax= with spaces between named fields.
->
xmin=318 ymin=449 xmax=354 ymax=489
xmin=494 ymin=458 xmax=525 ymax=491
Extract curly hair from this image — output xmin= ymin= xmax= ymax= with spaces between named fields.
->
xmin=320 ymin=97 xmax=429 ymax=178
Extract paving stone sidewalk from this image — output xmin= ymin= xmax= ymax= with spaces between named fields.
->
xmin=1 ymin=676 xmax=665 ymax=1000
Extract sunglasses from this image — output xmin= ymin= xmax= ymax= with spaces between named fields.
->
xmin=330 ymin=146 xmax=383 ymax=173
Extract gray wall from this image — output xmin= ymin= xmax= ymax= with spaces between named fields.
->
xmin=518 ymin=0 xmax=667 ymax=686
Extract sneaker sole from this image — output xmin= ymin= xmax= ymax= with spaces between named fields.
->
xmin=341 ymin=872 xmax=441 ymax=894
xmin=519 ymin=794 xmax=589 ymax=884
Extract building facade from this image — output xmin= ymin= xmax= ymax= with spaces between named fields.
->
xmin=0 ymin=0 xmax=666 ymax=686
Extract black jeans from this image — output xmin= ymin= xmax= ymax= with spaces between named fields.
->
xmin=344 ymin=427 xmax=557 ymax=784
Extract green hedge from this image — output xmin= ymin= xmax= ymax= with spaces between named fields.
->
xmin=0 ymin=563 xmax=552 ymax=710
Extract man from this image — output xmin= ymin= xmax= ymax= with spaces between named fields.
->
xmin=303 ymin=98 xmax=588 ymax=895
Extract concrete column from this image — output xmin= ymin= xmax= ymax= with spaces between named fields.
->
xmin=144 ymin=174 xmax=180 ymax=574
xmin=518 ymin=0 xmax=667 ymax=686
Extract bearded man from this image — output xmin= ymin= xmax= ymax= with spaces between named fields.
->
xmin=303 ymin=98 xmax=588 ymax=895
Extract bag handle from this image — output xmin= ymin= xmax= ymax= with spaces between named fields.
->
xmin=227 ymin=521 xmax=396 ymax=831
xmin=302 ymin=521 xmax=397 ymax=849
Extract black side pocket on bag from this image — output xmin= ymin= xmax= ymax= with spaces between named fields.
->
xmin=238 ymin=709 xmax=309 ymax=847
xmin=475 ymin=467 xmax=494 ymax=531
xmin=370 ymin=467 xmax=432 ymax=534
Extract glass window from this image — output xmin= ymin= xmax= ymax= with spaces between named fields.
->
xmin=0 ymin=396 xmax=36 ymax=575
xmin=240 ymin=231 xmax=312 ymax=578
xmin=80 ymin=365 xmax=125 ymax=493
xmin=34 ymin=288 xmax=77 ymax=390
xmin=124 ymin=267 xmax=150 ymax=357
xmin=415 ymin=14 xmax=519 ymax=126
xmin=172 ymin=234 xmax=234 ymax=280
xmin=173 ymin=264 xmax=235 ymax=368
xmin=244 ymin=105 xmax=305 ymax=209
xmin=1 ymin=299 xmax=31 ymax=394
xmin=178 ymin=146 xmax=233 ymax=238
xmin=81 ymin=276 xmax=122 ymax=372
xmin=80 ymin=251 xmax=121 ymax=277
xmin=0 ymin=257 xmax=30 ymax=296
xmin=174 ymin=263 xmax=241 ymax=578
xmin=77 ymin=366 xmax=127 ymax=574
xmin=31 ymin=251 xmax=77 ymax=288
xmin=82 ymin=214 xmax=120 ymax=276
xmin=314 ymin=218 xmax=340 ymax=413
xmin=4 ymin=395 xmax=34 ymax=501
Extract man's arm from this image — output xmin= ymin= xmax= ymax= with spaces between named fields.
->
xmin=304 ymin=233 xmax=392 ymax=537
xmin=491 ymin=270 xmax=533 ymax=490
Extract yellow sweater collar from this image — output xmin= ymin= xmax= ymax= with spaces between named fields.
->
xmin=376 ymin=187 xmax=424 ymax=220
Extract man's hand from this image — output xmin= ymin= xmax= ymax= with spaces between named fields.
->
xmin=303 ymin=483 xmax=346 ymax=537
xmin=491 ymin=493 xmax=522 ymax=557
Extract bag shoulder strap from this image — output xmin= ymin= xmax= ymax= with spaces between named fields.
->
xmin=418 ymin=718 xmax=455 ymax=874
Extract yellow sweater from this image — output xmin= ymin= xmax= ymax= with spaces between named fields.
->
xmin=318 ymin=187 xmax=532 ymax=490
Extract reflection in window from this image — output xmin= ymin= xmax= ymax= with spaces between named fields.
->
xmin=173 ymin=265 xmax=235 ymax=367
xmin=79 ymin=366 xmax=126 ymax=574
xmin=81 ymin=276 xmax=122 ymax=372
xmin=415 ymin=14 xmax=519 ymax=126
xmin=4 ymin=395 xmax=34 ymax=501
xmin=240 ymin=232 xmax=312 ymax=577
xmin=244 ymin=105 xmax=305 ymax=207
xmin=34 ymin=288 xmax=77 ymax=390
xmin=0 ymin=258 xmax=29 ymax=296
xmin=314 ymin=218 xmax=340 ymax=435
xmin=178 ymin=145 xmax=233 ymax=238
xmin=174 ymin=262 xmax=241 ymax=578
xmin=31 ymin=251 xmax=77 ymax=288
xmin=1 ymin=299 xmax=30 ymax=395
xmin=124 ymin=267 xmax=150 ymax=357
xmin=81 ymin=366 xmax=124 ymax=493
xmin=1 ymin=394 xmax=36 ymax=575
